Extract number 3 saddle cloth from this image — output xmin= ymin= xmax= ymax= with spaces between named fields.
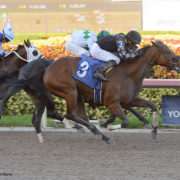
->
xmin=73 ymin=54 xmax=105 ymax=104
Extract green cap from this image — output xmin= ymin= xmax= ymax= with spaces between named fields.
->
xmin=97 ymin=30 xmax=111 ymax=41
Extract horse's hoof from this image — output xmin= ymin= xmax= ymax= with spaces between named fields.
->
xmin=121 ymin=123 xmax=128 ymax=128
xmin=73 ymin=123 xmax=84 ymax=130
xmin=152 ymin=128 xmax=158 ymax=140
xmin=102 ymin=136 xmax=111 ymax=144
xmin=37 ymin=133 xmax=44 ymax=143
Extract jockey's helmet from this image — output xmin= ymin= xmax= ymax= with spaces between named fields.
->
xmin=126 ymin=30 xmax=141 ymax=45
xmin=97 ymin=30 xmax=111 ymax=41
xmin=3 ymin=22 xmax=14 ymax=41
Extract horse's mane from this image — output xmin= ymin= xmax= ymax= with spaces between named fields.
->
xmin=153 ymin=40 xmax=175 ymax=55
xmin=119 ymin=40 xmax=175 ymax=66
xmin=140 ymin=44 xmax=151 ymax=54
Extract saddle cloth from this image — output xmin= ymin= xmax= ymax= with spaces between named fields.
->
xmin=73 ymin=54 xmax=105 ymax=104
xmin=73 ymin=54 xmax=105 ymax=89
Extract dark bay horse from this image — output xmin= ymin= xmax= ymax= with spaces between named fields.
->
xmin=43 ymin=40 xmax=180 ymax=143
xmin=0 ymin=40 xmax=64 ymax=142
xmin=0 ymin=42 xmax=157 ymax=142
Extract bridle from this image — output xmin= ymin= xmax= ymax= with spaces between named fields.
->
xmin=11 ymin=50 xmax=29 ymax=62
xmin=5 ymin=44 xmax=42 ymax=62
xmin=152 ymin=42 xmax=180 ymax=72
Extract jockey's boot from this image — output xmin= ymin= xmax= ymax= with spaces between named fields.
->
xmin=94 ymin=60 xmax=116 ymax=81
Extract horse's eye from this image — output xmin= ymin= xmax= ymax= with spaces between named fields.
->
xmin=32 ymin=50 xmax=38 ymax=56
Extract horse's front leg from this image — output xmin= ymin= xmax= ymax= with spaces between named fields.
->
xmin=129 ymin=97 xmax=158 ymax=139
xmin=44 ymin=93 xmax=64 ymax=123
xmin=65 ymin=93 xmax=111 ymax=144
xmin=32 ymin=102 xmax=45 ymax=143
xmin=73 ymin=95 xmax=90 ymax=131
xmin=107 ymin=102 xmax=129 ymax=128
xmin=100 ymin=115 xmax=116 ymax=128
xmin=101 ymin=107 xmax=148 ymax=128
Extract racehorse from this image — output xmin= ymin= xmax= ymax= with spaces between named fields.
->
xmin=0 ymin=40 xmax=146 ymax=143
xmin=43 ymin=40 xmax=180 ymax=143
xmin=0 ymin=40 xmax=64 ymax=142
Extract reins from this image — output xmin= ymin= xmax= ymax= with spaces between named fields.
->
xmin=11 ymin=50 xmax=28 ymax=62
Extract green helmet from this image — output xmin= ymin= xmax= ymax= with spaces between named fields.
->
xmin=97 ymin=30 xmax=111 ymax=41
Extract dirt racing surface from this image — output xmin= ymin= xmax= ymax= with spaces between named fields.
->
xmin=0 ymin=131 xmax=180 ymax=180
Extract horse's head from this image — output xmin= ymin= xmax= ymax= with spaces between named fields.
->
xmin=0 ymin=40 xmax=43 ymax=80
xmin=152 ymin=40 xmax=180 ymax=72
xmin=13 ymin=39 xmax=42 ymax=62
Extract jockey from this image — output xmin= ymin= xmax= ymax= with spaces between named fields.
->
xmin=0 ymin=21 xmax=14 ymax=57
xmin=91 ymin=30 xmax=142 ymax=80
xmin=66 ymin=29 xmax=142 ymax=81
xmin=65 ymin=29 xmax=111 ymax=57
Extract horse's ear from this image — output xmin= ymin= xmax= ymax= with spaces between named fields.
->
xmin=27 ymin=39 xmax=31 ymax=47
xmin=151 ymin=40 xmax=156 ymax=46
xmin=24 ymin=40 xmax=28 ymax=47
xmin=24 ymin=39 xmax=31 ymax=47
xmin=152 ymin=40 xmax=163 ymax=47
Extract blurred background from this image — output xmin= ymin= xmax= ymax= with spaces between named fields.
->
xmin=0 ymin=0 xmax=179 ymax=33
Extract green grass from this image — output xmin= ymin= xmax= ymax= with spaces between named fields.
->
xmin=12 ymin=32 xmax=68 ymax=44
xmin=0 ymin=115 xmax=32 ymax=127
xmin=110 ymin=114 xmax=162 ymax=128
xmin=0 ymin=114 xmax=163 ymax=128
xmin=0 ymin=114 xmax=62 ymax=127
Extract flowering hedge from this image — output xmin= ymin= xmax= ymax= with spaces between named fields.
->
xmin=1 ymin=35 xmax=180 ymax=117
xmin=4 ymin=35 xmax=180 ymax=79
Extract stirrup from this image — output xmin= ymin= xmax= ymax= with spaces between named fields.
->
xmin=94 ymin=72 xmax=108 ymax=81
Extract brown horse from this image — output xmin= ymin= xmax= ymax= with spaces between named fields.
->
xmin=0 ymin=40 xmax=64 ymax=143
xmin=43 ymin=40 xmax=180 ymax=143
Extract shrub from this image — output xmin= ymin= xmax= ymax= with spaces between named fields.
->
xmin=4 ymin=89 xmax=179 ymax=120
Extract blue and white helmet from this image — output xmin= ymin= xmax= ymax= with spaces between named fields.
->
xmin=3 ymin=22 xmax=14 ymax=41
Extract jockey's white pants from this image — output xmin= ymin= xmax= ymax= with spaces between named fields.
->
xmin=65 ymin=41 xmax=90 ymax=56
xmin=89 ymin=43 xmax=120 ymax=64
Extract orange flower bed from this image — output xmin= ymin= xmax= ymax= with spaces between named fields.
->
xmin=38 ymin=45 xmax=72 ymax=60
xmin=2 ymin=37 xmax=180 ymax=79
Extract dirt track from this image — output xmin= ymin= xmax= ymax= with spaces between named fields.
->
xmin=0 ymin=131 xmax=180 ymax=180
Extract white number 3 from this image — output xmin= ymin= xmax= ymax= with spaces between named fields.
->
xmin=77 ymin=61 xmax=89 ymax=78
